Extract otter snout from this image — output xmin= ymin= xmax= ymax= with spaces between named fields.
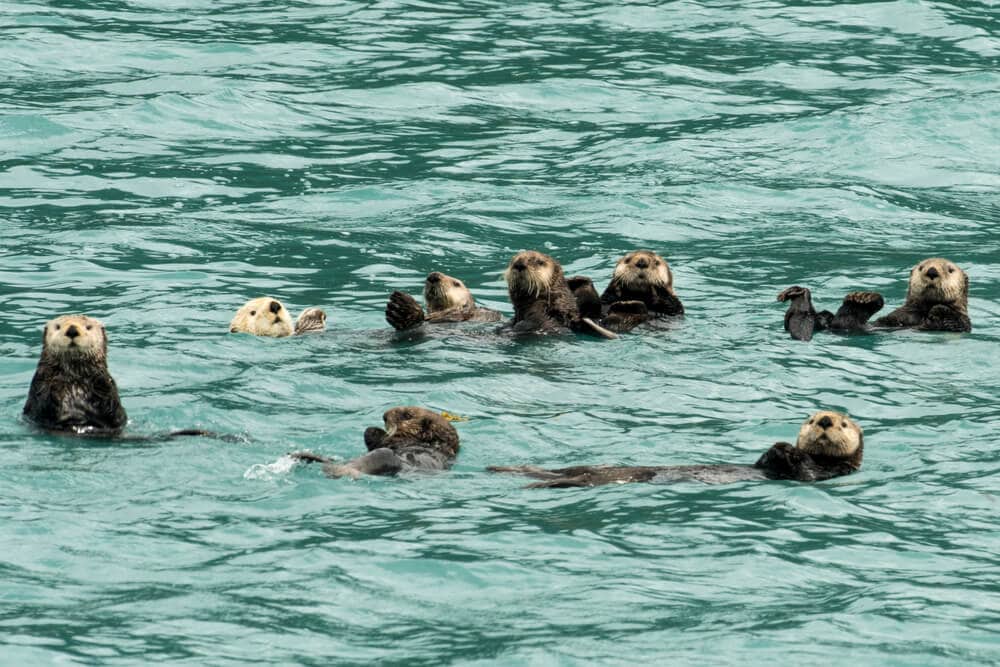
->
xmin=512 ymin=260 xmax=527 ymax=272
xmin=427 ymin=272 xmax=443 ymax=284
xmin=635 ymin=258 xmax=649 ymax=269
xmin=925 ymin=267 xmax=939 ymax=280
xmin=269 ymin=300 xmax=282 ymax=314
xmin=65 ymin=324 xmax=81 ymax=339
xmin=817 ymin=415 xmax=833 ymax=429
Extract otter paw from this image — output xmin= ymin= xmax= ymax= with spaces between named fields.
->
xmin=777 ymin=286 xmax=810 ymax=302
xmin=289 ymin=451 xmax=330 ymax=464
xmin=607 ymin=300 xmax=648 ymax=316
xmin=386 ymin=291 xmax=426 ymax=331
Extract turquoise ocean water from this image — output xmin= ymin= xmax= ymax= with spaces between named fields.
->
xmin=2 ymin=0 xmax=999 ymax=663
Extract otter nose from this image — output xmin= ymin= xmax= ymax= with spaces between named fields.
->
xmin=926 ymin=267 xmax=939 ymax=279
xmin=427 ymin=272 xmax=442 ymax=284
xmin=512 ymin=260 xmax=526 ymax=272
xmin=65 ymin=324 xmax=80 ymax=339
xmin=817 ymin=416 xmax=833 ymax=429
xmin=635 ymin=258 xmax=649 ymax=269
xmin=269 ymin=300 xmax=281 ymax=314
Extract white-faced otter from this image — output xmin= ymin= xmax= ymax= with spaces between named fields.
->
xmin=291 ymin=406 xmax=460 ymax=478
xmin=489 ymin=411 xmax=863 ymax=487
xmin=873 ymin=257 xmax=971 ymax=332
xmin=23 ymin=315 xmax=128 ymax=435
xmin=503 ymin=250 xmax=616 ymax=339
xmin=777 ymin=287 xmax=885 ymax=341
xmin=23 ymin=315 xmax=227 ymax=441
xmin=229 ymin=297 xmax=327 ymax=337
xmin=568 ymin=250 xmax=685 ymax=333
xmin=778 ymin=257 xmax=971 ymax=340
xmin=385 ymin=271 xmax=502 ymax=331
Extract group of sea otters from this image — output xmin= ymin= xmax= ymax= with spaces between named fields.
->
xmin=24 ymin=251 xmax=971 ymax=488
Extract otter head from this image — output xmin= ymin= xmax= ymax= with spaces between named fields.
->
xmin=424 ymin=272 xmax=475 ymax=312
xmin=41 ymin=315 xmax=108 ymax=362
xmin=796 ymin=411 xmax=863 ymax=469
xmin=504 ymin=251 xmax=562 ymax=299
xmin=905 ymin=258 xmax=968 ymax=309
xmin=382 ymin=406 xmax=460 ymax=456
xmin=229 ymin=297 xmax=294 ymax=337
xmin=611 ymin=250 xmax=675 ymax=294
xmin=294 ymin=307 xmax=327 ymax=335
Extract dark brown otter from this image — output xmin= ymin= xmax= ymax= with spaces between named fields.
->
xmin=385 ymin=271 xmax=502 ymax=331
xmin=503 ymin=250 xmax=616 ymax=339
xmin=23 ymin=315 xmax=128 ymax=435
xmin=291 ymin=406 xmax=460 ymax=478
xmin=597 ymin=250 xmax=685 ymax=332
xmin=23 ymin=315 xmax=233 ymax=441
xmin=873 ymin=257 xmax=971 ymax=332
xmin=777 ymin=287 xmax=885 ymax=341
xmin=489 ymin=411 xmax=863 ymax=488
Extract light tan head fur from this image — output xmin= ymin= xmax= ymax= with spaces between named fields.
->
xmin=42 ymin=315 xmax=108 ymax=361
xmin=504 ymin=251 xmax=559 ymax=298
xmin=612 ymin=250 xmax=675 ymax=294
xmin=424 ymin=272 xmax=475 ymax=312
xmin=294 ymin=307 xmax=327 ymax=335
xmin=230 ymin=297 xmax=294 ymax=337
xmin=905 ymin=257 xmax=968 ymax=308
xmin=796 ymin=411 xmax=863 ymax=459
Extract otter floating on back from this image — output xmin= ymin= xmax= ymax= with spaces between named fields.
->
xmin=290 ymin=407 xmax=460 ymax=478
xmin=230 ymin=297 xmax=327 ymax=337
xmin=385 ymin=271 xmax=502 ymax=331
xmin=777 ymin=257 xmax=971 ymax=341
xmin=568 ymin=250 xmax=685 ymax=333
xmin=489 ymin=411 xmax=863 ymax=487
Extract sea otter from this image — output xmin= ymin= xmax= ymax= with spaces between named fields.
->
xmin=568 ymin=250 xmax=685 ymax=333
xmin=385 ymin=271 xmax=502 ymax=331
xmin=503 ymin=250 xmax=616 ymax=339
xmin=488 ymin=410 xmax=863 ymax=487
xmin=229 ymin=297 xmax=327 ymax=336
xmin=777 ymin=287 xmax=885 ymax=341
xmin=291 ymin=406 xmax=460 ymax=478
xmin=873 ymin=257 xmax=971 ymax=332
xmin=23 ymin=315 xmax=225 ymax=440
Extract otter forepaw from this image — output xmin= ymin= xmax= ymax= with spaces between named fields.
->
xmin=364 ymin=427 xmax=387 ymax=451
xmin=607 ymin=300 xmax=648 ymax=316
xmin=289 ymin=451 xmax=331 ymax=465
xmin=385 ymin=291 xmax=425 ymax=331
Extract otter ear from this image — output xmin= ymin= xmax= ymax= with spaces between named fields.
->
xmin=230 ymin=327 xmax=238 ymax=333
xmin=40 ymin=324 xmax=48 ymax=348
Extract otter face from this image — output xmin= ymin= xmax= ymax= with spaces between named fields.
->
xmin=42 ymin=315 xmax=108 ymax=359
xmin=612 ymin=250 xmax=674 ymax=292
xmin=382 ymin=406 xmax=460 ymax=454
xmin=504 ymin=251 xmax=559 ymax=298
xmin=796 ymin=411 xmax=862 ymax=458
xmin=424 ymin=272 xmax=475 ymax=312
xmin=229 ymin=297 xmax=294 ymax=337
xmin=907 ymin=257 xmax=968 ymax=306
xmin=294 ymin=307 xmax=327 ymax=335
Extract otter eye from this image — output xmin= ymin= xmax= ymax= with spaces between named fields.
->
xmin=54 ymin=324 xmax=61 ymax=330
xmin=808 ymin=419 xmax=813 ymax=424
xmin=948 ymin=267 xmax=955 ymax=273
xmin=86 ymin=325 xmax=92 ymax=331
xmin=919 ymin=264 xmax=924 ymax=271
xmin=841 ymin=421 xmax=847 ymax=428
xmin=453 ymin=281 xmax=461 ymax=287
xmin=400 ymin=411 xmax=413 ymax=420
xmin=250 ymin=310 xmax=257 ymax=316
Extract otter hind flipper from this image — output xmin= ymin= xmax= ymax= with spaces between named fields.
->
xmin=777 ymin=285 xmax=818 ymax=341
xmin=830 ymin=291 xmax=884 ymax=330
xmin=567 ymin=276 xmax=603 ymax=320
xmin=487 ymin=465 xmax=564 ymax=480
xmin=386 ymin=291 xmax=426 ymax=331
xmin=525 ymin=475 xmax=594 ymax=488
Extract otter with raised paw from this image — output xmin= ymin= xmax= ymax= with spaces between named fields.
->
xmin=229 ymin=297 xmax=327 ymax=337
xmin=489 ymin=410 xmax=863 ymax=488
xmin=291 ymin=406 xmax=460 ymax=478
xmin=578 ymin=250 xmax=685 ymax=333
xmin=873 ymin=257 xmax=971 ymax=332
xmin=23 ymin=315 xmax=225 ymax=440
xmin=777 ymin=287 xmax=885 ymax=341
xmin=386 ymin=271 xmax=502 ymax=331
xmin=504 ymin=250 xmax=617 ymax=339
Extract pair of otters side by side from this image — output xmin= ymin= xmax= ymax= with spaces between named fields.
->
xmin=22 ymin=315 xmax=862 ymax=487
xmin=229 ymin=249 xmax=686 ymax=340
